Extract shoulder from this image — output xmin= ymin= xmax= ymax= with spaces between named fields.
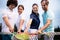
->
xmin=2 ymin=8 xmax=7 ymax=14
xmin=30 ymin=13 xmax=34 ymax=17
xmin=2 ymin=8 xmax=11 ymax=15
xmin=47 ymin=10 xmax=54 ymax=20
xmin=21 ymin=12 xmax=26 ymax=17
xmin=30 ymin=13 xmax=35 ymax=19
xmin=47 ymin=10 xmax=54 ymax=17
xmin=47 ymin=10 xmax=54 ymax=15
xmin=20 ymin=12 xmax=26 ymax=20
xmin=2 ymin=8 xmax=9 ymax=17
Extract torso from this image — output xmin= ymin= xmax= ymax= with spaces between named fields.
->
xmin=30 ymin=13 xmax=40 ymax=29
xmin=2 ymin=8 xmax=16 ymax=32
xmin=42 ymin=10 xmax=54 ymax=32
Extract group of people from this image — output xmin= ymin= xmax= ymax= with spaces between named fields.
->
xmin=1 ymin=0 xmax=54 ymax=40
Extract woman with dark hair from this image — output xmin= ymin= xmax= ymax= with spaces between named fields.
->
xmin=16 ymin=5 xmax=26 ymax=33
xmin=24 ymin=3 xmax=40 ymax=40
xmin=2 ymin=0 xmax=18 ymax=40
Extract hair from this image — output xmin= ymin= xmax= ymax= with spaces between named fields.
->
xmin=32 ymin=3 xmax=38 ymax=13
xmin=41 ymin=0 xmax=49 ymax=5
xmin=31 ymin=3 xmax=39 ymax=16
xmin=32 ymin=3 xmax=38 ymax=7
xmin=18 ymin=5 xmax=24 ymax=10
xmin=7 ymin=0 xmax=18 ymax=7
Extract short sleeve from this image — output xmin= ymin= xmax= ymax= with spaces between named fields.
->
xmin=30 ymin=14 xmax=34 ymax=20
xmin=20 ymin=13 xmax=26 ymax=20
xmin=47 ymin=12 xmax=54 ymax=20
xmin=2 ymin=10 xmax=8 ymax=18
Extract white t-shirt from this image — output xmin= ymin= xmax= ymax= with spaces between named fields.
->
xmin=2 ymin=8 xmax=16 ymax=33
xmin=16 ymin=12 xmax=26 ymax=30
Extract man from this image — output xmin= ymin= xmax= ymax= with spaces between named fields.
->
xmin=38 ymin=0 xmax=54 ymax=40
xmin=2 ymin=0 xmax=18 ymax=33
xmin=2 ymin=0 xmax=18 ymax=40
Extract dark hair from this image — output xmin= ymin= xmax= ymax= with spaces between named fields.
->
xmin=7 ymin=0 xmax=18 ymax=7
xmin=32 ymin=3 xmax=38 ymax=7
xmin=41 ymin=0 xmax=48 ymax=1
xmin=31 ymin=3 xmax=39 ymax=16
xmin=41 ymin=0 xmax=49 ymax=5
xmin=18 ymin=5 xmax=24 ymax=10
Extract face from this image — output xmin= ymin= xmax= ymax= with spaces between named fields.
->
xmin=18 ymin=6 xmax=24 ymax=15
xmin=41 ymin=1 xmax=48 ymax=11
xmin=32 ymin=5 xmax=38 ymax=14
xmin=9 ymin=4 xmax=16 ymax=10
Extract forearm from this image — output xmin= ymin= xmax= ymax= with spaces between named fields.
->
xmin=6 ymin=21 xmax=12 ymax=28
xmin=25 ymin=24 xmax=30 ymax=30
xmin=19 ymin=25 xmax=23 ymax=31
xmin=40 ymin=20 xmax=51 ymax=31
xmin=18 ymin=19 xmax=24 ymax=31
xmin=25 ymin=19 xmax=32 ymax=31
xmin=40 ymin=23 xmax=50 ymax=31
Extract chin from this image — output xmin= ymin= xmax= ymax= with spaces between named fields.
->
xmin=43 ymin=9 xmax=46 ymax=11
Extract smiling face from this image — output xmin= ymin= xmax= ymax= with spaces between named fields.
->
xmin=41 ymin=1 xmax=49 ymax=11
xmin=32 ymin=5 xmax=38 ymax=14
xmin=18 ymin=5 xmax=24 ymax=15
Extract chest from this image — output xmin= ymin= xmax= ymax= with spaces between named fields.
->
xmin=7 ymin=12 xmax=15 ymax=20
xmin=42 ymin=13 xmax=49 ymax=20
xmin=32 ymin=15 xmax=40 ymax=23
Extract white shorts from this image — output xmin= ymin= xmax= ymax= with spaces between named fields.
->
xmin=28 ymin=29 xmax=38 ymax=40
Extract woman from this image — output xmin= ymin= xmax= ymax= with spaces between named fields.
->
xmin=24 ymin=3 xmax=40 ymax=40
xmin=16 ymin=5 xmax=26 ymax=33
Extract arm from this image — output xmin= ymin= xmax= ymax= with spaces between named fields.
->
xmin=17 ymin=19 xmax=24 ymax=33
xmin=24 ymin=19 xmax=32 ymax=33
xmin=38 ymin=19 xmax=51 ymax=33
xmin=38 ymin=12 xmax=54 ymax=33
xmin=3 ymin=16 xmax=14 ymax=32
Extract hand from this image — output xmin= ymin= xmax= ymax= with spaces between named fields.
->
xmin=9 ymin=27 xmax=14 ymax=33
xmin=24 ymin=30 xmax=29 ymax=34
xmin=38 ymin=30 xmax=42 ymax=34
xmin=17 ymin=29 xmax=22 ymax=34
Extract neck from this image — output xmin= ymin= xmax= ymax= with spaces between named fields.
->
xmin=45 ymin=8 xmax=48 ymax=12
xmin=32 ymin=11 xmax=39 ymax=16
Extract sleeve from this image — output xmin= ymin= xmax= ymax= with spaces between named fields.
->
xmin=30 ymin=14 xmax=34 ymax=20
xmin=20 ymin=13 xmax=26 ymax=20
xmin=47 ymin=12 xmax=54 ymax=20
xmin=2 ymin=10 xmax=8 ymax=18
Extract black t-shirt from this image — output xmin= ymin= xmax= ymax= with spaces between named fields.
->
xmin=30 ymin=12 xmax=40 ymax=29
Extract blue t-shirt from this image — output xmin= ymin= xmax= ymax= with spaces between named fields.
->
xmin=42 ymin=10 xmax=54 ymax=32
xmin=30 ymin=12 xmax=40 ymax=29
